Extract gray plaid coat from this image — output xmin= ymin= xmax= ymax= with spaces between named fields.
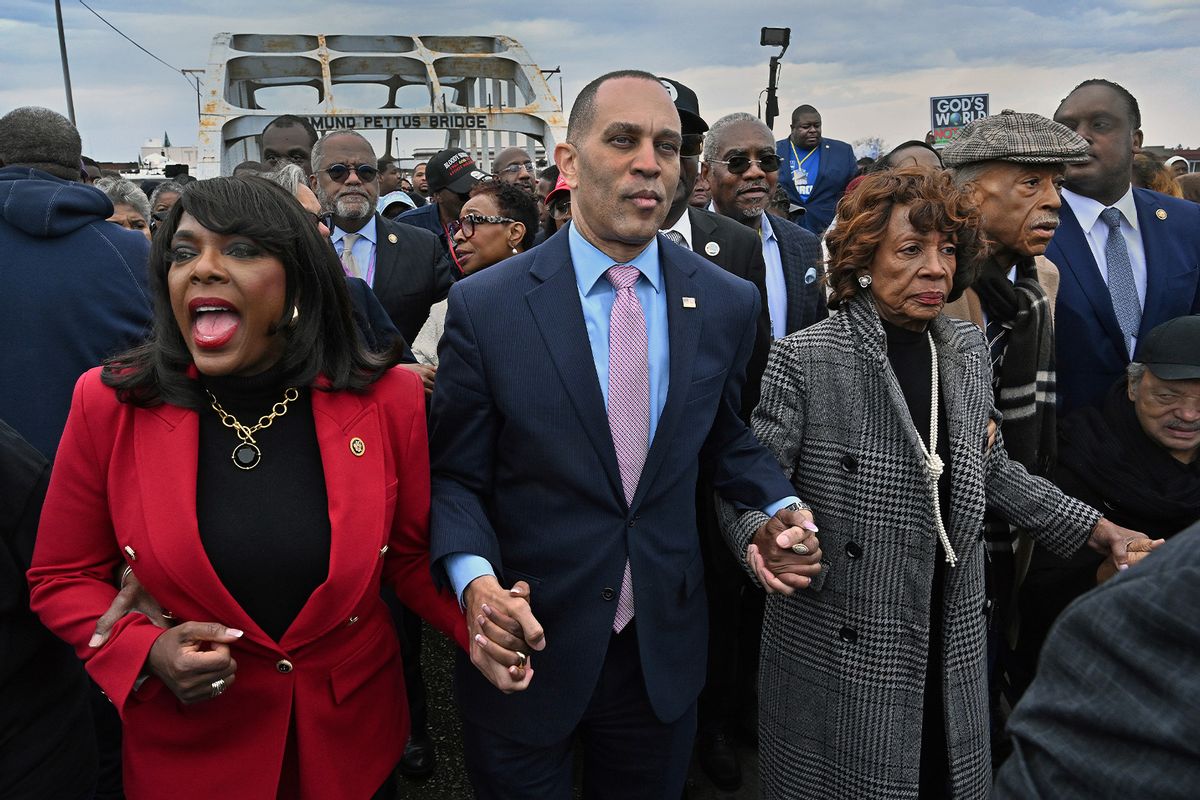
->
xmin=720 ymin=294 xmax=1100 ymax=799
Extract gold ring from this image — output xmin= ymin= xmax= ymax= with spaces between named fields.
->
xmin=515 ymin=651 xmax=528 ymax=669
xmin=210 ymin=677 xmax=227 ymax=698
xmin=160 ymin=610 xmax=176 ymax=620
xmin=791 ymin=543 xmax=810 ymax=555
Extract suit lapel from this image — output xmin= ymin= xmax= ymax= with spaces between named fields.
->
xmin=369 ymin=214 xmax=403 ymax=302
xmin=1133 ymin=189 xmax=1173 ymax=338
xmin=281 ymin=389 xmax=384 ymax=650
xmin=525 ymin=236 xmax=624 ymax=503
xmin=687 ymin=207 xmax=717 ymax=257
xmin=634 ymin=244 xmax=702 ymax=510
xmin=1052 ymin=199 xmax=1127 ymax=357
xmin=769 ymin=218 xmax=806 ymax=334
xmin=134 ymin=404 xmax=271 ymax=644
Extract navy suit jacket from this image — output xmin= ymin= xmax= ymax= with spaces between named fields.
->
xmin=775 ymin=136 xmax=857 ymax=235
xmin=428 ymin=227 xmax=795 ymax=746
xmin=1047 ymin=188 xmax=1200 ymax=416
xmin=766 ymin=213 xmax=829 ymax=336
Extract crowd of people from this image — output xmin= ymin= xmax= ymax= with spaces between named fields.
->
xmin=1 ymin=67 xmax=1198 ymax=800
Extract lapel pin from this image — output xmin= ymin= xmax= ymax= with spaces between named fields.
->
xmin=387 ymin=232 xmax=398 ymax=243
xmin=682 ymin=296 xmax=697 ymax=308
xmin=349 ymin=437 xmax=366 ymax=457
xmin=1155 ymin=208 xmax=1167 ymax=220
xmin=704 ymin=241 xmax=720 ymax=256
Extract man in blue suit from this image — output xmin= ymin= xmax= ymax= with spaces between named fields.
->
xmin=428 ymin=70 xmax=821 ymax=799
xmin=1048 ymin=79 xmax=1200 ymax=416
xmin=775 ymin=104 xmax=858 ymax=235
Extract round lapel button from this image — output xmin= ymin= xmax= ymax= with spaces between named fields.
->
xmin=349 ymin=437 xmax=366 ymax=457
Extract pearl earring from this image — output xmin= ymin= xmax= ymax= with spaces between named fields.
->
xmin=857 ymin=274 xmax=872 ymax=288
xmin=511 ymin=247 xmax=519 ymax=255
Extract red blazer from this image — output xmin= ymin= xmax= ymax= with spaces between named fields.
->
xmin=28 ymin=366 xmax=467 ymax=800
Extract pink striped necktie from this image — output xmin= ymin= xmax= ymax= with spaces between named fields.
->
xmin=605 ymin=265 xmax=649 ymax=633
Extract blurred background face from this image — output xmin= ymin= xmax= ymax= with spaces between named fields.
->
xmin=151 ymin=191 xmax=180 ymax=217
xmin=451 ymin=193 xmax=523 ymax=275
xmin=379 ymin=162 xmax=402 ymax=194
xmin=690 ymin=173 xmax=711 ymax=208
xmin=867 ymin=204 xmax=956 ymax=331
xmin=413 ymin=163 xmax=428 ymax=195
xmin=1129 ymin=371 xmax=1200 ymax=463
xmin=494 ymin=148 xmax=537 ymax=194
xmin=108 ymin=203 xmax=151 ymax=241
xmin=167 ymin=213 xmax=288 ymax=377
xmin=262 ymin=124 xmax=313 ymax=176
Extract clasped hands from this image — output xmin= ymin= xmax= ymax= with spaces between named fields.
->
xmin=1088 ymin=517 xmax=1165 ymax=583
xmin=463 ymin=575 xmax=546 ymax=693
xmin=746 ymin=506 xmax=823 ymax=595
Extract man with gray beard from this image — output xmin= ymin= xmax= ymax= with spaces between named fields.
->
xmin=309 ymin=130 xmax=452 ymax=345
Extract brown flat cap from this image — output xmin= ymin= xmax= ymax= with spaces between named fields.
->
xmin=942 ymin=109 xmax=1089 ymax=167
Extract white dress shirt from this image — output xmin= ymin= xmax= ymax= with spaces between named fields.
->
xmin=660 ymin=209 xmax=694 ymax=251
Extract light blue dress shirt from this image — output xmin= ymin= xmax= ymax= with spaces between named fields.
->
xmin=760 ymin=212 xmax=788 ymax=339
xmin=445 ymin=226 xmax=797 ymax=601
xmin=332 ymin=216 xmax=378 ymax=286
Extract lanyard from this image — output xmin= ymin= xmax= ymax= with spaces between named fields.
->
xmin=789 ymin=140 xmax=818 ymax=171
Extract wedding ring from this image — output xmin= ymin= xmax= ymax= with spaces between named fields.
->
xmin=160 ymin=609 xmax=175 ymax=620
xmin=790 ymin=542 xmax=810 ymax=555
xmin=210 ymin=678 xmax=227 ymax=698
xmin=514 ymin=651 xmax=528 ymax=669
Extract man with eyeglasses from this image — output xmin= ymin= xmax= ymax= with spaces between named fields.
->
xmin=310 ymin=130 xmax=452 ymax=347
xmin=705 ymin=113 xmax=826 ymax=345
xmin=396 ymin=147 xmax=488 ymax=263
xmin=261 ymin=114 xmax=319 ymax=177
xmin=493 ymin=146 xmax=538 ymax=195
xmin=656 ymin=78 xmax=773 ymax=793
xmin=775 ymin=104 xmax=857 ymax=235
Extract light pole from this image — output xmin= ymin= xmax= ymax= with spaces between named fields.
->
xmin=55 ymin=0 xmax=76 ymax=125
xmin=760 ymin=27 xmax=790 ymax=131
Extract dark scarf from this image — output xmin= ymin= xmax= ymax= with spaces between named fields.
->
xmin=1058 ymin=380 xmax=1200 ymax=537
xmin=974 ymin=257 xmax=1056 ymax=476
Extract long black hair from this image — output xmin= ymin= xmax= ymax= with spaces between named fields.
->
xmin=103 ymin=176 xmax=400 ymax=407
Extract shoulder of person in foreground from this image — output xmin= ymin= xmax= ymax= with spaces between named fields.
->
xmin=993 ymin=521 xmax=1200 ymax=799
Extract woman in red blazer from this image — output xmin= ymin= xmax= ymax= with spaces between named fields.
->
xmin=27 ymin=177 xmax=517 ymax=799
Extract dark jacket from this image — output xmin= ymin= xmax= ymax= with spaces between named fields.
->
xmin=395 ymin=202 xmax=447 ymax=252
xmin=0 ymin=418 xmax=96 ymax=799
xmin=370 ymin=214 xmax=454 ymax=344
xmin=774 ymin=136 xmax=858 ymax=235
xmin=0 ymin=166 xmax=152 ymax=458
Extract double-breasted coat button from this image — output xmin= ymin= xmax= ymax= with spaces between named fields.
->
xmin=276 ymin=659 xmax=293 ymax=673
xmin=845 ymin=541 xmax=863 ymax=559
xmin=839 ymin=626 xmax=858 ymax=644
xmin=601 ymin=588 xmax=615 ymax=601
xmin=840 ymin=455 xmax=858 ymax=473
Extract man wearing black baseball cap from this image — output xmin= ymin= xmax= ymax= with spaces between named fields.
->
xmin=396 ymin=147 xmax=488 ymax=258
xmin=1017 ymin=313 xmax=1199 ymax=689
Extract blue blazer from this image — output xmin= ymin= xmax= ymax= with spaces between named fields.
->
xmin=1047 ymin=188 xmax=1200 ymax=416
xmin=766 ymin=213 xmax=829 ymax=335
xmin=428 ymin=227 xmax=795 ymax=746
xmin=775 ymin=136 xmax=857 ymax=235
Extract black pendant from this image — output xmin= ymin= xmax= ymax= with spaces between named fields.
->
xmin=232 ymin=441 xmax=261 ymax=470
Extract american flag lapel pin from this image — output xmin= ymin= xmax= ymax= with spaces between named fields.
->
xmin=682 ymin=296 xmax=697 ymax=308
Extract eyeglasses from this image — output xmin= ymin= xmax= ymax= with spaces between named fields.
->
xmin=707 ymin=154 xmax=782 ymax=174
xmin=548 ymin=197 xmax=571 ymax=218
xmin=498 ymin=161 xmax=535 ymax=175
xmin=450 ymin=212 xmax=517 ymax=239
xmin=318 ymin=163 xmax=379 ymax=183
xmin=680 ymin=134 xmax=704 ymax=158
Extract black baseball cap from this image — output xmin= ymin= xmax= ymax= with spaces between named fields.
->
xmin=1140 ymin=315 xmax=1200 ymax=380
xmin=426 ymin=148 xmax=487 ymax=194
xmin=658 ymin=77 xmax=707 ymax=133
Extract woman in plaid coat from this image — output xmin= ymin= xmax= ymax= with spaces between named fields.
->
xmin=720 ymin=168 xmax=1145 ymax=799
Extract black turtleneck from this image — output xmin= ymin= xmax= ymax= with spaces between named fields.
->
xmin=196 ymin=366 xmax=330 ymax=642
xmin=880 ymin=318 xmax=953 ymax=800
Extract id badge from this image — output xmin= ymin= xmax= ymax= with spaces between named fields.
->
xmin=794 ymin=168 xmax=808 ymax=189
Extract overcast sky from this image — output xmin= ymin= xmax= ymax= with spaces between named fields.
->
xmin=3 ymin=0 xmax=1198 ymax=162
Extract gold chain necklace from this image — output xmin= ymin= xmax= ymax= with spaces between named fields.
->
xmin=206 ymin=387 xmax=299 ymax=470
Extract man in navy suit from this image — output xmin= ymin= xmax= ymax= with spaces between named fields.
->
xmin=775 ymin=104 xmax=858 ymax=234
xmin=1048 ymin=79 xmax=1200 ymax=416
xmin=428 ymin=70 xmax=822 ymax=799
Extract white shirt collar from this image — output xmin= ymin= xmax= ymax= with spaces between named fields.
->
xmin=759 ymin=211 xmax=778 ymax=241
xmin=661 ymin=209 xmax=694 ymax=250
xmin=1062 ymin=186 xmax=1139 ymax=234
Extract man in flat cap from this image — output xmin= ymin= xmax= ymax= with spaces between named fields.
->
xmin=942 ymin=109 xmax=1090 ymax=746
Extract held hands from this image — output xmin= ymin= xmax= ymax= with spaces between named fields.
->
xmin=1095 ymin=530 xmax=1165 ymax=583
xmin=89 ymin=570 xmax=175 ymax=648
xmin=146 ymin=622 xmax=243 ymax=704
xmin=464 ymin=576 xmax=546 ymax=693
xmin=746 ymin=506 xmax=823 ymax=595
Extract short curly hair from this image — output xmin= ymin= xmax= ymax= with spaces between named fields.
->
xmin=824 ymin=166 xmax=983 ymax=309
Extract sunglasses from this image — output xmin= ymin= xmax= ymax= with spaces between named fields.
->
xmin=680 ymin=134 xmax=704 ymax=158
xmin=708 ymin=153 xmax=782 ymax=174
xmin=450 ymin=212 xmax=517 ymax=239
xmin=319 ymin=163 xmax=379 ymax=183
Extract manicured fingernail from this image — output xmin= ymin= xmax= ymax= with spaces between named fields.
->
xmin=88 ymin=634 xmax=103 ymax=648
xmin=803 ymin=521 xmax=819 ymax=532
xmin=474 ymin=634 xmax=486 ymax=646
xmin=227 ymin=628 xmax=244 ymax=637
xmin=481 ymin=603 xmax=491 ymax=614
xmin=1117 ymin=564 xmax=1129 ymax=571
xmin=509 ymin=587 xmax=523 ymax=595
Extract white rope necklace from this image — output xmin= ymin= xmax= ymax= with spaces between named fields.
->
xmin=923 ymin=332 xmax=958 ymax=567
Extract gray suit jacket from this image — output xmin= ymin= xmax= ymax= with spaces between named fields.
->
xmin=720 ymin=293 xmax=1098 ymax=799
xmin=993 ymin=521 xmax=1200 ymax=799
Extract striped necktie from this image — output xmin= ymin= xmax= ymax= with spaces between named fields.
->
xmin=605 ymin=265 xmax=649 ymax=633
